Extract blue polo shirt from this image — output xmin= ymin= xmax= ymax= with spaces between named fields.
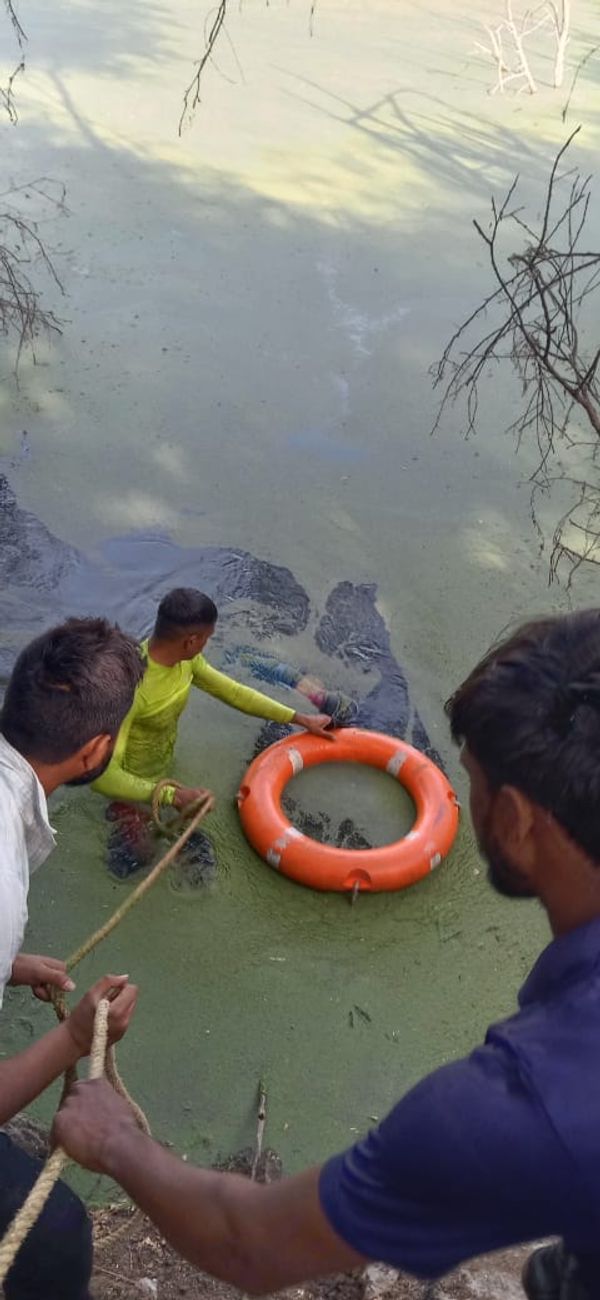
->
xmin=319 ymin=917 xmax=600 ymax=1280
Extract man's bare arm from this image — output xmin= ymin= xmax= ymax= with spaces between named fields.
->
xmin=54 ymin=1080 xmax=365 ymax=1293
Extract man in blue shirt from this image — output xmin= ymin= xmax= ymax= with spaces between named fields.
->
xmin=54 ymin=608 xmax=600 ymax=1299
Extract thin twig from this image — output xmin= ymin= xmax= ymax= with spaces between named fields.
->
xmin=1 ymin=1 xmax=27 ymax=123
xmin=251 ymin=1079 xmax=267 ymax=1182
xmin=3 ymin=0 xmax=25 ymax=49
xmin=562 ymin=44 xmax=600 ymax=121
xmin=178 ymin=0 xmax=228 ymax=135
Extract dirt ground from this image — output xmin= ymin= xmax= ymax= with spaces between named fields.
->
xmin=90 ymin=1145 xmax=532 ymax=1300
xmin=91 ymin=1204 xmax=533 ymax=1300
xmin=1 ymin=1117 xmax=533 ymax=1300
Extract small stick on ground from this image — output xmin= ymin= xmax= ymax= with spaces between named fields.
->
xmin=251 ymin=1080 xmax=267 ymax=1182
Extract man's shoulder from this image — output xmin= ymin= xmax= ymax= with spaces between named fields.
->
xmin=488 ymin=968 xmax=600 ymax=1066
xmin=322 ymin=1039 xmax=538 ymax=1199
xmin=190 ymin=654 xmax=212 ymax=683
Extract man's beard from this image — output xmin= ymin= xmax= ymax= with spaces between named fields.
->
xmin=478 ymin=821 xmax=536 ymax=899
xmin=66 ymin=752 xmax=112 ymax=787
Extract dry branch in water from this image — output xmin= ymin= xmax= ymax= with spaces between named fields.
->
xmin=179 ymin=0 xmax=319 ymax=130
xmin=3 ymin=0 xmax=26 ymax=48
xmin=475 ymin=0 xmax=572 ymax=94
xmin=0 ymin=15 xmax=63 ymax=371
xmin=562 ymin=42 xmax=599 ymax=121
xmin=432 ymin=128 xmax=600 ymax=580
xmin=1 ymin=0 xmax=27 ymax=122
xmin=0 ymin=183 xmax=65 ymax=377
xmin=549 ymin=0 xmax=570 ymax=87
xmin=251 ymin=1080 xmax=267 ymax=1182
xmin=179 ymin=0 xmax=228 ymax=134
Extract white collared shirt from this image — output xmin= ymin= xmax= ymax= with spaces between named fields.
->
xmin=0 ymin=735 xmax=56 ymax=1006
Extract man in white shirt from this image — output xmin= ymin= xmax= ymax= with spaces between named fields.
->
xmin=0 ymin=617 xmax=143 ymax=1299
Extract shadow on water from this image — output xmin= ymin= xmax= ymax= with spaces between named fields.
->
xmin=0 ymin=471 xmax=443 ymax=869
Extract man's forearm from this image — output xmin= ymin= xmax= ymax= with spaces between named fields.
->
xmin=0 ymin=1023 xmax=79 ymax=1125
xmin=104 ymin=1131 xmax=359 ymax=1294
xmin=106 ymin=1128 xmax=271 ymax=1290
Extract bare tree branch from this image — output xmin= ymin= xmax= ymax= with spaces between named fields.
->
xmin=0 ymin=56 xmax=24 ymax=124
xmin=3 ymin=0 xmax=26 ymax=50
xmin=547 ymin=0 xmax=570 ymax=86
xmin=0 ymin=181 xmax=66 ymax=380
xmin=179 ymin=0 xmax=228 ymax=136
xmin=179 ymin=0 xmax=320 ymax=128
xmin=562 ymin=43 xmax=600 ymax=122
xmin=432 ymin=130 xmax=600 ymax=580
xmin=475 ymin=0 xmax=572 ymax=95
xmin=1 ymin=0 xmax=27 ymax=123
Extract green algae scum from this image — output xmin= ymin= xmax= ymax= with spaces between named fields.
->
xmin=1 ymin=0 xmax=598 ymax=1210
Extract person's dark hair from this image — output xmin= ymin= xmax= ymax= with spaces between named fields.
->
xmin=446 ymin=609 xmax=600 ymax=863
xmin=154 ymin=588 xmax=218 ymax=640
xmin=1 ymin=618 xmax=144 ymax=764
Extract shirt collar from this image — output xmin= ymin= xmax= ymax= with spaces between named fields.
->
xmin=519 ymin=916 xmax=600 ymax=1007
xmin=0 ymin=734 xmax=56 ymax=872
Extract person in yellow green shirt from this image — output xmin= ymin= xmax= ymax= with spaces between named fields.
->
xmin=93 ymin=588 xmax=333 ymax=878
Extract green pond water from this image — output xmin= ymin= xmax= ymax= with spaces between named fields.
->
xmin=0 ymin=0 xmax=598 ymax=1204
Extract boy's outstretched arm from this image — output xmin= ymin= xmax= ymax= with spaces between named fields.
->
xmin=192 ymin=658 xmax=333 ymax=736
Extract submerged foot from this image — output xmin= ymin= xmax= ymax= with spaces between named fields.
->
xmin=105 ymin=803 xmax=155 ymax=880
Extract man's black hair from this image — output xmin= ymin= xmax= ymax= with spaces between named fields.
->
xmin=154 ymin=588 xmax=218 ymax=640
xmin=446 ymin=609 xmax=600 ymax=863
xmin=1 ymin=618 xmax=144 ymax=764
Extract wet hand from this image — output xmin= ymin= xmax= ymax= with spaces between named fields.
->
xmin=294 ymin=712 xmax=335 ymax=740
xmin=172 ymin=785 xmax=214 ymax=812
xmin=10 ymin=953 xmax=75 ymax=1003
xmin=67 ymin=975 xmax=138 ymax=1057
xmin=53 ymin=1078 xmax=137 ymax=1173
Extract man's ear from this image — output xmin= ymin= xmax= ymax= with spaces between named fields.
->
xmin=78 ymin=733 xmax=112 ymax=773
xmin=493 ymin=785 xmax=536 ymax=864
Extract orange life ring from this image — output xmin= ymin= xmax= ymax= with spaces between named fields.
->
xmin=237 ymin=728 xmax=459 ymax=893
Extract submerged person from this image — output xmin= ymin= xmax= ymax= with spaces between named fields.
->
xmin=93 ymin=587 xmax=333 ymax=877
xmin=0 ymin=617 xmax=140 ymax=1300
xmin=59 ymin=607 xmax=600 ymax=1300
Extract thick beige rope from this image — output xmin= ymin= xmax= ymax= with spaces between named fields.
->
xmin=51 ymin=785 xmax=215 ymax=1128
xmin=0 ymin=783 xmax=215 ymax=1281
xmin=0 ymin=999 xmax=110 ymax=1286
xmin=67 ymin=785 xmax=214 ymax=973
